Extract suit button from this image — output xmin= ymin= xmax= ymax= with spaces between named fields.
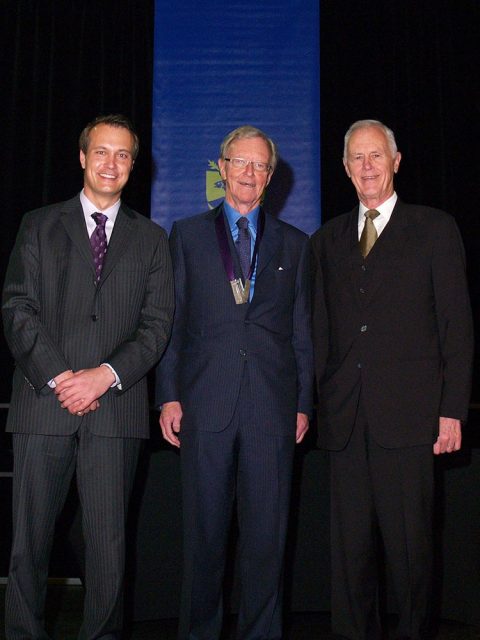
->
xmin=357 ymin=363 xmax=362 ymax=368
xmin=91 ymin=314 xmax=98 ymax=321
xmin=239 ymin=349 xmax=247 ymax=357
xmin=359 ymin=288 xmax=365 ymax=294
xmin=361 ymin=265 xmax=367 ymax=271
xmin=360 ymin=325 xmax=367 ymax=332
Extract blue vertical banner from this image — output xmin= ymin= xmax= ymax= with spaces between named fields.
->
xmin=151 ymin=1 xmax=320 ymax=235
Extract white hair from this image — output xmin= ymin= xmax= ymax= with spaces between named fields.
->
xmin=343 ymin=119 xmax=398 ymax=160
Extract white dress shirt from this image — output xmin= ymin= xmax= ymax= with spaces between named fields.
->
xmin=357 ymin=192 xmax=398 ymax=240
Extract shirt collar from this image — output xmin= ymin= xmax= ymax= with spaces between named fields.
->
xmin=223 ymin=200 xmax=260 ymax=233
xmin=80 ymin=189 xmax=121 ymax=223
xmin=358 ymin=191 xmax=397 ymax=224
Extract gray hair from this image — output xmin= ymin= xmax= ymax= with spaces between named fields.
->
xmin=343 ymin=119 xmax=398 ymax=160
xmin=219 ymin=125 xmax=278 ymax=171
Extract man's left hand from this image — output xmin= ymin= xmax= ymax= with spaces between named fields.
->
xmin=55 ymin=365 xmax=115 ymax=415
xmin=433 ymin=417 xmax=462 ymax=455
xmin=296 ymin=412 xmax=309 ymax=444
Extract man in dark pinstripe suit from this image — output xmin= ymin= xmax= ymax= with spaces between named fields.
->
xmin=2 ymin=114 xmax=174 ymax=640
xmin=156 ymin=126 xmax=314 ymax=640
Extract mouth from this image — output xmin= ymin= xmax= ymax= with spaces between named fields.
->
xmin=99 ymin=172 xmax=117 ymax=180
xmin=238 ymin=180 xmax=256 ymax=189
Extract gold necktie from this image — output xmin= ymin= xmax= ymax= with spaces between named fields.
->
xmin=359 ymin=209 xmax=380 ymax=257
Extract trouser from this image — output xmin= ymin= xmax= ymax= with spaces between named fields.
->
xmin=179 ymin=366 xmax=296 ymax=640
xmin=5 ymin=427 xmax=141 ymax=640
xmin=330 ymin=403 xmax=434 ymax=640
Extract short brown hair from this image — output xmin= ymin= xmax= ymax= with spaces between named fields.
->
xmin=79 ymin=114 xmax=140 ymax=160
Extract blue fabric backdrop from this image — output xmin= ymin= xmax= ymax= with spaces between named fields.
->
xmin=151 ymin=1 xmax=320 ymax=234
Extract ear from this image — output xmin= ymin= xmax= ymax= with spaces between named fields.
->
xmin=79 ymin=150 xmax=86 ymax=169
xmin=343 ymin=158 xmax=351 ymax=179
xmin=393 ymin=152 xmax=402 ymax=174
xmin=218 ymin=157 xmax=226 ymax=180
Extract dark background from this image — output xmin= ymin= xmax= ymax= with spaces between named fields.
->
xmin=0 ymin=0 xmax=479 ymax=624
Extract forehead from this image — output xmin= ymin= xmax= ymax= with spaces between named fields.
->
xmin=88 ymin=124 xmax=134 ymax=150
xmin=227 ymin=136 xmax=271 ymax=159
xmin=347 ymin=126 xmax=391 ymax=153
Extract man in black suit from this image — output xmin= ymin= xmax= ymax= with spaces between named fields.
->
xmin=311 ymin=119 xmax=473 ymax=639
xmin=2 ymin=114 xmax=174 ymax=640
xmin=156 ymin=125 xmax=313 ymax=640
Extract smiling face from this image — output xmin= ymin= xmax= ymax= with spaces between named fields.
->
xmin=343 ymin=125 xmax=401 ymax=209
xmin=79 ymin=123 xmax=135 ymax=210
xmin=218 ymin=136 xmax=273 ymax=214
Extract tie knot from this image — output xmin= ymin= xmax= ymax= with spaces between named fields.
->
xmin=365 ymin=209 xmax=380 ymax=221
xmin=236 ymin=216 xmax=249 ymax=230
xmin=92 ymin=212 xmax=108 ymax=227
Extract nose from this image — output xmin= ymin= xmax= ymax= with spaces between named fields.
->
xmin=244 ymin=161 xmax=255 ymax=176
xmin=362 ymin=156 xmax=373 ymax=170
xmin=104 ymin=152 xmax=116 ymax=167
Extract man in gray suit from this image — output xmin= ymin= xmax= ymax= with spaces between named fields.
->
xmin=156 ymin=125 xmax=313 ymax=640
xmin=2 ymin=114 xmax=174 ymax=640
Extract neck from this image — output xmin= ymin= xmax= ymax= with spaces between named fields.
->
xmin=83 ymin=189 xmax=121 ymax=212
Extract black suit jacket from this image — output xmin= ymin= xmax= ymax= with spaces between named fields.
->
xmin=156 ymin=205 xmax=313 ymax=435
xmin=2 ymin=195 xmax=174 ymax=438
xmin=311 ymin=199 xmax=473 ymax=450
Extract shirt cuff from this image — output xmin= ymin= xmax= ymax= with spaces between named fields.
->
xmin=101 ymin=363 xmax=122 ymax=389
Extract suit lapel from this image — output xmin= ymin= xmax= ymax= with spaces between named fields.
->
xmin=60 ymin=196 xmax=95 ymax=276
xmin=60 ymin=197 xmax=138 ymax=287
xmin=255 ymin=211 xmax=282 ymax=279
xmin=99 ymin=204 xmax=136 ymax=285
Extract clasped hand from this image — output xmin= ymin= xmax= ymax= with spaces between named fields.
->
xmin=54 ymin=366 xmax=115 ymax=416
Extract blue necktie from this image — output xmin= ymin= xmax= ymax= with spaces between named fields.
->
xmin=236 ymin=217 xmax=251 ymax=280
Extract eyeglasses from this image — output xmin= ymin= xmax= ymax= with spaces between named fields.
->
xmin=224 ymin=157 xmax=271 ymax=173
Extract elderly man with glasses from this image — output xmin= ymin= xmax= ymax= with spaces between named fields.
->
xmin=156 ymin=125 xmax=313 ymax=640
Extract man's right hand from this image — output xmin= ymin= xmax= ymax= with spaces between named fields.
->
xmin=159 ymin=401 xmax=183 ymax=448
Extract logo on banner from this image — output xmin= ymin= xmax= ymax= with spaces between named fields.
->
xmin=206 ymin=160 xmax=225 ymax=209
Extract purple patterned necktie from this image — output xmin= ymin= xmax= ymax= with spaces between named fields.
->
xmin=236 ymin=216 xmax=251 ymax=280
xmin=90 ymin=212 xmax=108 ymax=281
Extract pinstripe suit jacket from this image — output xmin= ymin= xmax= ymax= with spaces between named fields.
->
xmin=155 ymin=205 xmax=313 ymax=436
xmin=2 ymin=194 xmax=174 ymax=438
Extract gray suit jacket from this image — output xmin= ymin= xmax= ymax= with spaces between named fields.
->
xmin=2 ymin=194 xmax=174 ymax=438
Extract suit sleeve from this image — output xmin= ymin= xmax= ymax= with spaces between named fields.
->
xmin=291 ymin=235 xmax=314 ymax=416
xmin=155 ymin=222 xmax=185 ymax=406
xmin=432 ymin=215 xmax=473 ymax=421
xmin=106 ymin=227 xmax=174 ymax=393
xmin=2 ymin=213 xmax=71 ymax=391
xmin=310 ymin=233 xmax=329 ymax=392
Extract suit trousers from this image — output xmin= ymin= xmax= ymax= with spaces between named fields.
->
xmin=330 ymin=399 xmax=434 ymax=640
xmin=178 ymin=363 xmax=296 ymax=640
xmin=5 ymin=426 xmax=141 ymax=640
